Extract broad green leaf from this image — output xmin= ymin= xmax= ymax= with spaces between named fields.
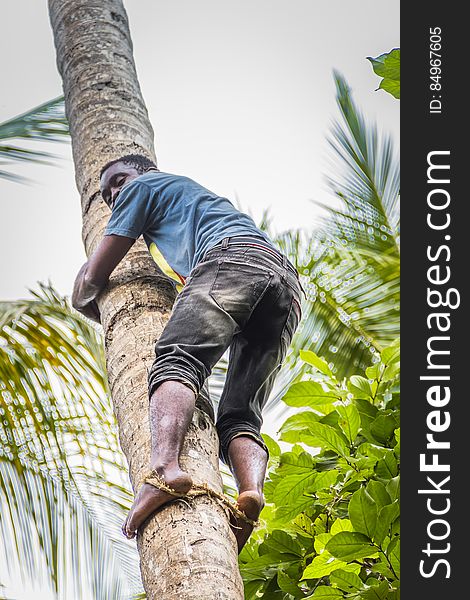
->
xmin=260 ymin=530 xmax=303 ymax=558
xmin=367 ymin=48 xmax=400 ymax=99
xmin=262 ymin=433 xmax=281 ymax=457
xmin=357 ymin=443 xmax=390 ymax=460
xmin=373 ymin=501 xmax=400 ymax=545
xmin=273 ymin=472 xmax=317 ymax=506
xmin=310 ymin=469 xmax=339 ymax=492
xmin=379 ymin=78 xmax=400 ymax=99
xmin=349 ymin=488 xmax=377 ymax=538
xmin=365 ymin=363 xmax=382 ymax=380
xmin=277 ymin=570 xmax=304 ymax=598
xmin=337 ymin=403 xmax=361 ymax=443
xmin=376 ymin=452 xmax=398 ymax=478
xmin=314 ymin=532 xmax=333 ymax=553
xmin=386 ymin=476 xmax=400 ymax=502
xmin=381 ymin=342 xmax=400 ymax=366
xmin=278 ymin=412 xmax=321 ymax=443
xmin=387 ymin=536 xmax=400 ymax=578
xmin=370 ymin=413 xmax=399 ymax=444
xmin=354 ymin=399 xmax=378 ymax=425
xmin=292 ymin=513 xmax=315 ymax=537
xmin=368 ymin=49 xmax=400 ymax=80
xmin=300 ymin=350 xmax=333 ymax=377
xmin=240 ymin=553 xmax=295 ymax=578
xmin=359 ymin=580 xmax=391 ymax=599
xmin=275 ymin=496 xmax=314 ymax=523
xmin=394 ymin=428 xmax=400 ymax=452
xmin=330 ymin=518 xmax=354 ymax=535
xmin=382 ymin=361 xmax=400 ymax=381
xmin=243 ymin=580 xmax=265 ymax=597
xmin=283 ymin=382 xmax=338 ymax=408
xmin=326 ymin=532 xmax=376 ymax=562
xmin=330 ymin=569 xmax=363 ymax=591
xmin=278 ymin=451 xmax=315 ymax=476
xmin=301 ymin=423 xmax=349 ymax=457
xmin=305 ymin=586 xmax=343 ymax=599
xmin=302 ymin=551 xmax=348 ymax=579
xmin=348 ymin=376 xmax=373 ymax=398
xmin=366 ymin=480 xmax=391 ymax=510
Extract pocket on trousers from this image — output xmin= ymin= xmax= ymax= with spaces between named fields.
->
xmin=209 ymin=260 xmax=273 ymax=325
xmin=280 ymin=296 xmax=301 ymax=355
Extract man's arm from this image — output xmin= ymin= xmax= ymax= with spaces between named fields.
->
xmin=72 ymin=234 xmax=136 ymax=322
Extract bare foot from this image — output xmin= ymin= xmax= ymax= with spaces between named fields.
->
xmin=122 ymin=467 xmax=192 ymax=539
xmin=231 ymin=490 xmax=264 ymax=553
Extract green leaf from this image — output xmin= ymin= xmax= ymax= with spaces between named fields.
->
xmin=305 ymin=586 xmax=343 ymax=599
xmin=302 ymin=552 xmax=350 ymax=579
xmin=278 ymin=451 xmax=315 ymax=476
xmin=273 ymin=472 xmax=317 ymax=506
xmin=386 ymin=476 xmax=400 ymax=502
xmin=370 ymin=413 xmax=399 ymax=444
xmin=301 ymin=423 xmax=349 ymax=456
xmin=314 ymin=532 xmax=333 ymax=554
xmin=330 ymin=569 xmax=364 ymax=591
xmin=283 ymin=382 xmax=338 ymax=408
xmin=373 ymin=501 xmax=400 ymax=545
xmin=359 ymin=580 xmax=391 ymax=599
xmin=387 ymin=536 xmax=400 ymax=578
xmin=382 ymin=361 xmax=400 ymax=382
xmin=326 ymin=532 xmax=376 ymax=562
xmin=278 ymin=412 xmax=322 ymax=443
xmin=381 ymin=342 xmax=400 ymax=366
xmin=354 ymin=399 xmax=378 ymax=425
xmin=262 ymin=433 xmax=281 ymax=457
xmin=348 ymin=376 xmax=373 ymax=399
xmin=365 ymin=363 xmax=382 ymax=380
xmin=240 ymin=553 xmax=294 ymax=578
xmin=277 ymin=570 xmax=304 ymax=598
xmin=330 ymin=518 xmax=354 ymax=535
xmin=349 ymin=488 xmax=377 ymax=538
xmin=275 ymin=496 xmax=314 ymax=523
xmin=337 ymin=403 xmax=361 ymax=443
xmin=243 ymin=580 xmax=265 ymax=597
xmin=300 ymin=350 xmax=333 ymax=377
xmin=376 ymin=452 xmax=398 ymax=478
xmin=310 ymin=469 xmax=339 ymax=492
xmin=366 ymin=480 xmax=391 ymax=510
xmin=357 ymin=443 xmax=389 ymax=460
xmin=260 ymin=530 xmax=303 ymax=558
xmin=367 ymin=49 xmax=400 ymax=99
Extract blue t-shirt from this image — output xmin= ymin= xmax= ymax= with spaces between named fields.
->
xmin=104 ymin=171 xmax=273 ymax=278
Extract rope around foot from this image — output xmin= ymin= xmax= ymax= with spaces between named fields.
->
xmin=138 ymin=469 xmax=260 ymax=528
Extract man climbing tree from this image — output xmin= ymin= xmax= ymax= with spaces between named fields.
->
xmin=72 ymin=153 xmax=303 ymax=552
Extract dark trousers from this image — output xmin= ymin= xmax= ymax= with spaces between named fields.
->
xmin=147 ymin=236 xmax=302 ymax=465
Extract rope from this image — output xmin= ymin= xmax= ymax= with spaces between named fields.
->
xmin=138 ymin=469 xmax=260 ymax=527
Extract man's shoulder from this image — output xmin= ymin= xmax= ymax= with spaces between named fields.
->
xmin=137 ymin=171 xmax=189 ymax=185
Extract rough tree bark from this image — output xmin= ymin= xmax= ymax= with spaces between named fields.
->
xmin=48 ymin=1 xmax=244 ymax=598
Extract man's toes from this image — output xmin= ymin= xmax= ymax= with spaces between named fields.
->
xmin=122 ymin=516 xmax=135 ymax=539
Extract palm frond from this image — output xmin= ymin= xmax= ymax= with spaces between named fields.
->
xmin=0 ymin=97 xmax=69 ymax=182
xmin=323 ymin=72 xmax=400 ymax=255
xmin=0 ymin=284 xmax=142 ymax=599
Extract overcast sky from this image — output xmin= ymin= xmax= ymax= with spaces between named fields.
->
xmin=0 ymin=2 xmax=398 ymax=598
xmin=0 ymin=0 xmax=399 ymax=302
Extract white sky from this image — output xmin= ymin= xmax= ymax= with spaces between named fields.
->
xmin=0 ymin=2 xmax=398 ymax=598
xmin=0 ymin=0 xmax=399 ymax=302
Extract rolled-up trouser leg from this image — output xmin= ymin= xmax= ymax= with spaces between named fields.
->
xmin=216 ymin=272 xmax=301 ymax=465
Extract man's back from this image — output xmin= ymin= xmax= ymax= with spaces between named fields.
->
xmin=105 ymin=171 xmax=273 ymax=278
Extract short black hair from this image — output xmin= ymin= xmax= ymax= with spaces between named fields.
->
xmin=100 ymin=154 xmax=157 ymax=178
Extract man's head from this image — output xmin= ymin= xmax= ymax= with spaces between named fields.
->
xmin=100 ymin=154 xmax=158 ymax=208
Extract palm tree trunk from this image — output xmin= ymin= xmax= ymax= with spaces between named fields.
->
xmin=48 ymin=1 xmax=244 ymax=598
